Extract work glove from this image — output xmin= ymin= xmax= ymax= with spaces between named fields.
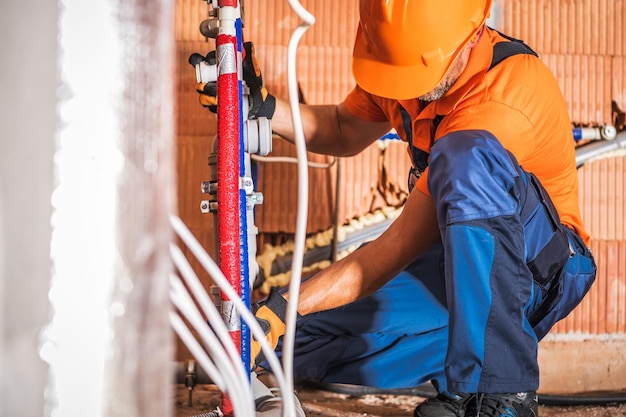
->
xmin=188 ymin=49 xmax=218 ymax=112
xmin=188 ymin=42 xmax=276 ymax=119
xmin=250 ymin=287 xmax=298 ymax=370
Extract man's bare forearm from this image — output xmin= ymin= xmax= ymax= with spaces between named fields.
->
xmin=271 ymin=99 xmax=341 ymax=153
xmin=286 ymin=189 xmax=440 ymax=315
xmin=270 ymin=98 xmax=391 ymax=157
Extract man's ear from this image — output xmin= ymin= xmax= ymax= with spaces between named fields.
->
xmin=467 ymin=25 xmax=486 ymax=48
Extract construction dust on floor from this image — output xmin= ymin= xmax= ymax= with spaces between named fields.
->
xmin=174 ymin=384 xmax=626 ymax=417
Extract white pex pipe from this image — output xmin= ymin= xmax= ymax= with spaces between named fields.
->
xmin=280 ymin=2 xmax=316 ymax=417
xmin=170 ymin=215 xmax=292 ymax=415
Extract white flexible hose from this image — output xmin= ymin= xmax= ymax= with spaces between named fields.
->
xmin=170 ymin=275 xmax=253 ymax=416
xmin=281 ymin=2 xmax=316 ymax=417
xmin=169 ymin=215 xmax=293 ymax=410
xmin=169 ymin=256 xmax=251 ymax=414
xmin=170 ymin=245 xmax=243 ymax=373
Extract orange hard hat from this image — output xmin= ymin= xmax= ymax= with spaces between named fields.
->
xmin=352 ymin=0 xmax=492 ymax=100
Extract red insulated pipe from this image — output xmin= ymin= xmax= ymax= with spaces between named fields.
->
xmin=216 ymin=25 xmax=241 ymax=417
xmin=217 ymin=31 xmax=240 ymax=351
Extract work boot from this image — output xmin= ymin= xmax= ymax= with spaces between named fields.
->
xmin=466 ymin=392 xmax=538 ymax=417
xmin=414 ymin=391 xmax=472 ymax=417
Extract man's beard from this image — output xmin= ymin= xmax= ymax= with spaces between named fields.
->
xmin=418 ymin=52 xmax=466 ymax=102
xmin=418 ymin=78 xmax=455 ymax=102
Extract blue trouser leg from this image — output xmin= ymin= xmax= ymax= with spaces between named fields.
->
xmin=268 ymin=242 xmax=449 ymax=390
xmin=428 ymin=130 xmax=541 ymax=393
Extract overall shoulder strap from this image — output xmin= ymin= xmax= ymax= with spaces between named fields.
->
xmin=400 ymin=106 xmax=429 ymax=172
xmin=490 ymin=30 xmax=538 ymax=70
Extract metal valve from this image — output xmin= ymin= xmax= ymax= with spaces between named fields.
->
xmin=199 ymin=18 xmax=219 ymax=39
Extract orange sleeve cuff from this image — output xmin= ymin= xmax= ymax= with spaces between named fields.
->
xmin=344 ymin=85 xmax=389 ymax=122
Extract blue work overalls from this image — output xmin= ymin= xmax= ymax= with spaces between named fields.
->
xmin=268 ymin=133 xmax=594 ymax=393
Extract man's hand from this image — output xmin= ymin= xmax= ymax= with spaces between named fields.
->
xmin=188 ymin=42 xmax=276 ymax=119
xmin=250 ymin=287 xmax=297 ymax=370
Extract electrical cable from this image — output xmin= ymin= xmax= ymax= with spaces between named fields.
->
xmin=538 ymin=393 xmax=626 ymax=406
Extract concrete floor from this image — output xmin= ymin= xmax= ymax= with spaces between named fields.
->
xmin=174 ymin=384 xmax=626 ymax=417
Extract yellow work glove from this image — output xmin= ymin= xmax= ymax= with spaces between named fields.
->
xmin=241 ymin=41 xmax=276 ymax=119
xmin=188 ymin=42 xmax=276 ymax=119
xmin=250 ymin=287 xmax=297 ymax=370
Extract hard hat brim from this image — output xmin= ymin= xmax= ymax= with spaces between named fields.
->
xmin=351 ymin=27 xmax=453 ymax=100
